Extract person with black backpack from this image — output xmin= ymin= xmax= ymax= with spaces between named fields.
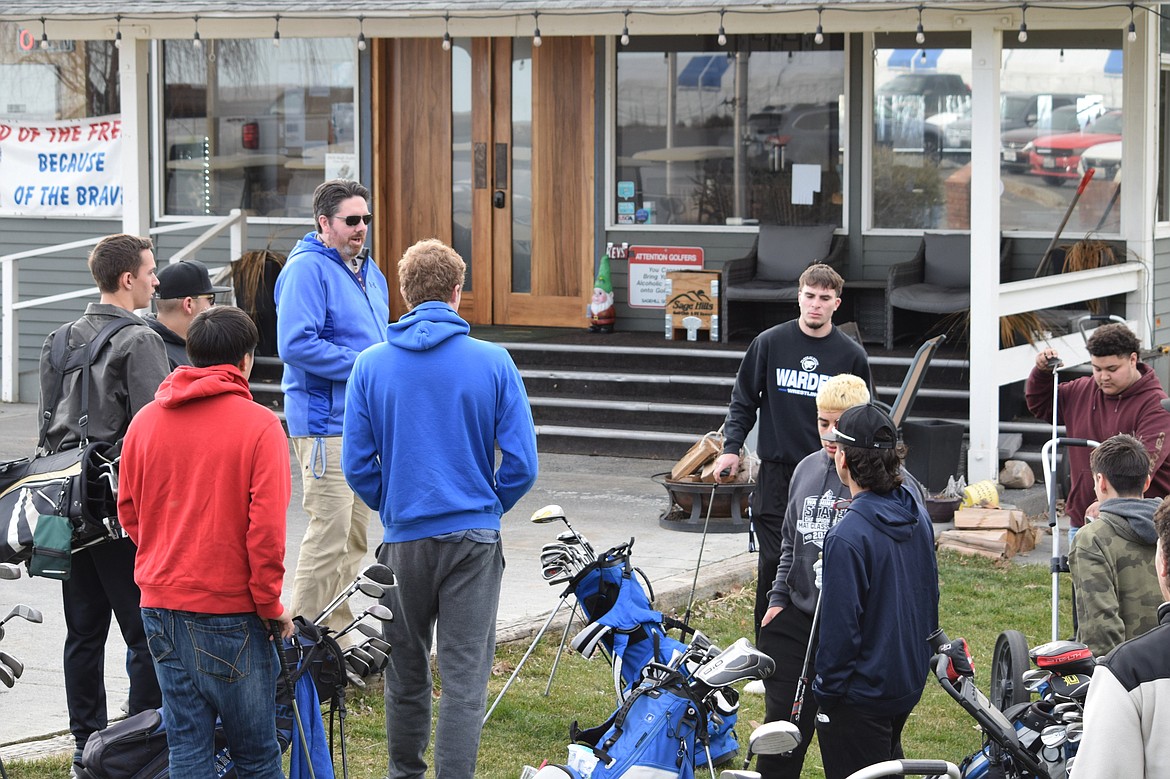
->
xmin=38 ymin=233 xmax=170 ymax=777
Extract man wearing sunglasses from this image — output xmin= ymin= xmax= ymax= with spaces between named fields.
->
xmin=276 ymin=179 xmax=390 ymax=640
xmin=145 ymin=259 xmax=229 ymax=369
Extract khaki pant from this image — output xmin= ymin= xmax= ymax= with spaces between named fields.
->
xmin=289 ymin=436 xmax=372 ymax=633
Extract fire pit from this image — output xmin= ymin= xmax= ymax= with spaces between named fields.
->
xmin=653 ymin=474 xmax=754 ymax=532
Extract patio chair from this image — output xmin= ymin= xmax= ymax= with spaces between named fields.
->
xmin=885 ymin=233 xmax=1013 ymax=350
xmin=722 ymin=224 xmax=846 ymax=341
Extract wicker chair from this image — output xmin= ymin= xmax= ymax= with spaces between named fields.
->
xmin=722 ymin=224 xmax=846 ymax=341
xmin=885 ymin=233 xmax=1013 ymax=350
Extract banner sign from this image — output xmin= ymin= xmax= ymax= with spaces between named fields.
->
xmin=0 ymin=114 xmax=123 ymax=217
xmin=627 ymin=245 xmax=704 ymax=308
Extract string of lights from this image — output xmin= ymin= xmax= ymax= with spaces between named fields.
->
xmin=13 ymin=2 xmax=1163 ymax=52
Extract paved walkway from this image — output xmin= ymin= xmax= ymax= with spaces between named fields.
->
xmin=0 ymin=399 xmax=1050 ymax=763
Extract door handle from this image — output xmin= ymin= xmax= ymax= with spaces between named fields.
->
xmin=493 ymin=190 xmax=506 ymax=209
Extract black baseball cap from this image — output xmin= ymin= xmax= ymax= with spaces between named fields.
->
xmin=827 ymin=403 xmax=898 ymax=450
xmin=156 ymin=260 xmax=230 ymax=299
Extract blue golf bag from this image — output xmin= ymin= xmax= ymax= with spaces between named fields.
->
xmin=568 ymin=541 xmax=739 ymax=770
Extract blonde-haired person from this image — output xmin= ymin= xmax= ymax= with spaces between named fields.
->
xmin=754 ymin=373 xmax=884 ymax=779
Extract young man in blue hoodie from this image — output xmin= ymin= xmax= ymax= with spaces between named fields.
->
xmin=814 ymin=403 xmax=939 ymax=779
xmin=276 ymin=179 xmax=390 ymax=637
xmin=342 ymin=238 xmax=538 ymax=779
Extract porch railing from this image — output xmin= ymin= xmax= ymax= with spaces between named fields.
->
xmin=1 ymin=209 xmax=248 ymax=403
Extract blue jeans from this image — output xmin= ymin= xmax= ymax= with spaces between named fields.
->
xmin=141 ymin=609 xmax=283 ymax=779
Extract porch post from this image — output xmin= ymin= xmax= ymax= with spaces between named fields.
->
xmin=966 ymin=18 xmax=1003 ymax=483
xmin=1120 ymin=7 xmax=1156 ymax=338
xmin=119 ymin=38 xmax=150 ymax=237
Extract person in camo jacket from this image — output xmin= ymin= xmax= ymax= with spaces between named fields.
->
xmin=1069 ymin=434 xmax=1165 ymax=657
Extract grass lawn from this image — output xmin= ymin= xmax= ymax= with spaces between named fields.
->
xmin=3 ymin=550 xmax=1069 ymax=779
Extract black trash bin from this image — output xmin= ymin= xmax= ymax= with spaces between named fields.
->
xmin=902 ymin=419 xmax=964 ymax=494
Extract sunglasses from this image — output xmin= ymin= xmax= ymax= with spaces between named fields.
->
xmin=195 ymin=294 xmax=216 ymax=304
xmin=336 ymin=213 xmax=373 ymax=227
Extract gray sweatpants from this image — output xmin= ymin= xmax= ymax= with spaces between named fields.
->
xmin=377 ymin=537 xmax=504 ymax=779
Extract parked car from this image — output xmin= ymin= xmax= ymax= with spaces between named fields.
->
xmin=1000 ymin=104 xmax=1089 ymax=173
xmin=874 ymin=72 xmax=971 ymax=158
xmin=943 ymin=91 xmax=1084 ymax=153
xmin=745 ymin=102 xmax=841 ymax=171
xmin=1079 ymin=139 xmax=1121 ymax=181
xmin=1026 ymin=109 xmax=1122 ymax=185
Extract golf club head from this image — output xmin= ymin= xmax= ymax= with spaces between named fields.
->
xmin=354 ymin=622 xmax=385 ymax=642
xmin=0 ymin=562 xmax=21 ymax=580
xmin=361 ymin=563 xmax=397 ymax=588
xmin=0 ymin=650 xmax=23 ymax=678
xmin=530 ymin=504 xmax=567 ymax=525
xmin=357 ymin=580 xmax=387 ymax=599
xmin=692 ymin=638 xmax=775 ymax=689
xmin=345 ymin=669 xmax=366 ymax=689
xmin=717 ymin=771 xmax=761 ymax=779
xmin=363 ymin=603 xmax=394 ymax=623
xmin=363 ymin=644 xmax=389 ymax=671
xmin=745 ymin=720 xmax=802 ymax=757
xmin=345 ymin=651 xmax=372 ymax=678
xmin=1040 ymin=725 xmax=1068 ymax=749
xmin=1 ymin=604 xmax=43 ymax=625
xmin=0 ymin=662 xmax=14 ymax=688
xmin=360 ymin=635 xmax=391 ymax=655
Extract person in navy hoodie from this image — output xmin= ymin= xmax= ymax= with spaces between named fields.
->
xmin=276 ymin=179 xmax=389 ymax=637
xmin=342 ymin=238 xmax=538 ymax=779
xmin=813 ymin=403 xmax=939 ymax=779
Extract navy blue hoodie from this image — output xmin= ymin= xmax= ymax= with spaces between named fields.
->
xmin=813 ymin=486 xmax=939 ymax=714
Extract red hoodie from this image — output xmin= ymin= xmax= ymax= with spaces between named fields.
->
xmin=1026 ymin=362 xmax=1170 ymax=527
xmin=119 ymin=364 xmax=290 ymax=619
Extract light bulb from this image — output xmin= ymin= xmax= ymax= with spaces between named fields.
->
xmin=442 ymin=32 xmax=451 ymax=51
xmin=717 ymin=27 xmax=727 ymax=46
xmin=533 ymin=29 xmax=542 ymax=47
xmin=1128 ymin=21 xmax=1137 ymax=42
xmin=916 ymin=25 xmax=925 ymax=45
xmin=621 ymin=28 xmax=630 ymax=46
xmin=1018 ymin=24 xmax=1027 ymax=43
xmin=814 ymin=24 xmax=824 ymax=45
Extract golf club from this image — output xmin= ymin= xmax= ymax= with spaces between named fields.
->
xmin=334 ymin=604 xmax=394 ymax=642
xmin=0 ymin=650 xmax=22 ymax=678
xmin=344 ymin=649 xmax=373 ymax=678
xmin=691 ymin=637 xmax=775 ymax=691
xmin=684 ymin=471 xmax=728 ymax=628
xmin=0 ymin=563 xmax=21 ymax=580
xmin=353 ymin=622 xmax=388 ymax=643
xmin=313 ymin=563 xmax=397 ymax=625
xmin=1 ymin=605 xmax=43 ymax=627
xmin=269 ymin=620 xmax=316 ymax=779
xmin=361 ymin=643 xmax=389 ymax=672
xmin=0 ymin=663 xmax=14 ymax=688
xmin=718 ymin=720 xmax=803 ymax=778
xmin=530 ymin=505 xmax=594 ymax=561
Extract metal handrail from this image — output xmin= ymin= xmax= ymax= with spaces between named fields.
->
xmin=1 ymin=209 xmax=248 ymax=402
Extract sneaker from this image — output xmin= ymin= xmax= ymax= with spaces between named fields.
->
xmin=743 ymin=679 xmax=766 ymax=695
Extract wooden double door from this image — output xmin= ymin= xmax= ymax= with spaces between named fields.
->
xmin=373 ymin=36 xmax=595 ymax=326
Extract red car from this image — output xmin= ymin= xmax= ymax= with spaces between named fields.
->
xmin=1026 ymin=110 xmax=1122 ymax=185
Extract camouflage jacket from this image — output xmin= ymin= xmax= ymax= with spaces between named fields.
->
xmin=1069 ymin=497 xmax=1163 ymax=657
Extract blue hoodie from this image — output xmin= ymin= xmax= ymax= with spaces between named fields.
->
xmin=341 ymin=301 xmax=539 ymax=543
xmin=275 ymin=232 xmax=390 ymax=437
xmin=813 ymin=486 xmax=939 ymax=715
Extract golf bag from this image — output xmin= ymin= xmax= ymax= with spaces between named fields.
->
xmin=571 ymin=665 xmax=713 ymax=779
xmin=569 ymin=542 xmax=739 ymax=769
xmin=79 ymin=619 xmax=344 ymax=779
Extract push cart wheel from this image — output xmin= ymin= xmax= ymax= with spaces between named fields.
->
xmin=989 ymin=629 xmax=1030 ymax=711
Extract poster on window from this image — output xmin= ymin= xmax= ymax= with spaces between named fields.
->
xmin=0 ymin=114 xmax=123 ymax=217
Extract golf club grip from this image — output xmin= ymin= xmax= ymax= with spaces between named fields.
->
xmin=790 ymin=679 xmax=805 ymax=720
xmin=269 ymin=620 xmax=295 ymax=689
xmin=1057 ymin=437 xmax=1095 ymax=449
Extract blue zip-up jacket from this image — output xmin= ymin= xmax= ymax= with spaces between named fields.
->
xmin=341 ymin=301 xmax=539 ymax=543
xmin=813 ymin=486 xmax=939 ymax=715
xmin=275 ymin=232 xmax=390 ymax=437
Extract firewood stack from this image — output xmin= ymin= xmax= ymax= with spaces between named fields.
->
xmin=936 ymin=507 xmax=1039 ymax=560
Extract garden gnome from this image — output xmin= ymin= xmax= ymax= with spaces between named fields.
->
xmin=588 ymin=253 xmax=616 ymax=333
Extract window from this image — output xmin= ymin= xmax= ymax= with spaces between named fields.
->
xmin=871 ymin=35 xmax=1122 ymax=233
xmin=872 ymin=42 xmax=972 ymax=229
xmin=0 ymin=24 xmax=117 ymax=121
xmin=161 ymin=38 xmax=356 ymax=217
xmin=615 ymin=35 xmax=844 ymax=227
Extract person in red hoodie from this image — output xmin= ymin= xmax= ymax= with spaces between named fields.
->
xmin=119 ymin=306 xmax=293 ymax=778
xmin=1027 ymin=323 xmax=1170 ymax=535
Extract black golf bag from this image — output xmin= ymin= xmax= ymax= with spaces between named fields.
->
xmin=79 ymin=618 xmax=346 ymax=779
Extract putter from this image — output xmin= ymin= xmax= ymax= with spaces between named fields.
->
xmin=0 ymin=651 xmax=22 ymax=678
xmin=269 ymin=621 xmax=316 ymax=779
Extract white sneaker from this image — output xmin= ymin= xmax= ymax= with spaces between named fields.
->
xmin=743 ymin=679 xmax=766 ymax=695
